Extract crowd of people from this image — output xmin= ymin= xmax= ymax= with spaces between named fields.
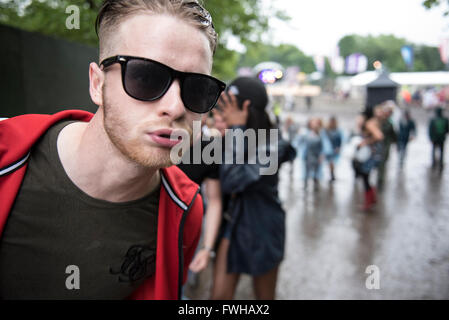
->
xmin=290 ymin=115 xmax=343 ymax=189
xmin=180 ymin=89 xmax=449 ymax=300
xmin=284 ymin=100 xmax=447 ymax=211
xmin=402 ymin=86 xmax=449 ymax=110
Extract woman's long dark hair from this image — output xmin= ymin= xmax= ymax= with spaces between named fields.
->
xmin=246 ymin=108 xmax=275 ymax=132
xmin=227 ymin=76 xmax=275 ymax=134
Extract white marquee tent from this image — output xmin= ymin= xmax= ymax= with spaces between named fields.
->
xmin=350 ymin=71 xmax=449 ymax=87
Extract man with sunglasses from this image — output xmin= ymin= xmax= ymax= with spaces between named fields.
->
xmin=0 ymin=0 xmax=225 ymax=299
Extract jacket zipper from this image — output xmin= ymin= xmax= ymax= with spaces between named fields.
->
xmin=177 ymin=186 xmax=201 ymax=300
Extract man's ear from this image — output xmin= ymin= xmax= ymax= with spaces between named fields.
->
xmin=89 ymin=62 xmax=104 ymax=107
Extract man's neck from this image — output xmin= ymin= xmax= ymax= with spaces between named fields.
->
xmin=57 ymin=113 xmax=160 ymax=203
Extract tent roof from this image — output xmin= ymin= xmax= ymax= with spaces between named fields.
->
xmin=366 ymin=72 xmax=399 ymax=88
xmin=350 ymin=71 xmax=449 ymax=87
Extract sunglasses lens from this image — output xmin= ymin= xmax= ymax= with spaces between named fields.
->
xmin=182 ymin=75 xmax=221 ymax=113
xmin=124 ymin=59 xmax=171 ymax=101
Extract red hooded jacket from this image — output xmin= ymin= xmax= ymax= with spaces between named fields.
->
xmin=0 ymin=110 xmax=203 ymax=300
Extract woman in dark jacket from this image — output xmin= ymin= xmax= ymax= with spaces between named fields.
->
xmin=211 ymin=77 xmax=296 ymax=300
xmin=397 ymin=110 xmax=416 ymax=167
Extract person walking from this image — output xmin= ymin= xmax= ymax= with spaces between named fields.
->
xmin=284 ymin=116 xmax=299 ymax=144
xmin=377 ymin=102 xmax=397 ymax=190
xmin=302 ymin=118 xmax=324 ymax=190
xmin=323 ymin=116 xmax=343 ymax=182
xmin=397 ymin=110 xmax=416 ymax=168
xmin=211 ymin=77 xmax=296 ymax=300
xmin=428 ymin=107 xmax=449 ymax=170
xmin=284 ymin=116 xmax=299 ymax=176
xmin=305 ymin=96 xmax=313 ymax=111
xmin=352 ymin=106 xmax=384 ymax=211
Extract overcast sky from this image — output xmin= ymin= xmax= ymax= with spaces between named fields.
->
xmin=257 ymin=0 xmax=449 ymax=57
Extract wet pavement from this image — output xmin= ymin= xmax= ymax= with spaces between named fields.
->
xmin=185 ymin=96 xmax=449 ymax=300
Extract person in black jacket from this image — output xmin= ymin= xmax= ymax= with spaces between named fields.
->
xmin=429 ymin=107 xmax=449 ymax=170
xmin=211 ymin=77 xmax=296 ymax=300
xmin=397 ymin=110 xmax=416 ymax=168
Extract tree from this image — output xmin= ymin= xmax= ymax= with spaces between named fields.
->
xmin=0 ymin=0 xmax=288 ymax=80
xmin=239 ymin=42 xmax=316 ymax=74
xmin=414 ymin=45 xmax=445 ymax=71
xmin=339 ymin=34 xmax=407 ymax=72
xmin=0 ymin=0 xmax=100 ymax=45
xmin=338 ymin=34 xmax=445 ymax=73
xmin=204 ymin=0 xmax=286 ymax=80
xmin=423 ymin=0 xmax=449 ymax=15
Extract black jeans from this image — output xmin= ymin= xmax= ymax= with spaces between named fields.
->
xmin=353 ymin=160 xmax=371 ymax=192
xmin=432 ymin=142 xmax=445 ymax=167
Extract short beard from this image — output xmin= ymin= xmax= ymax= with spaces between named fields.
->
xmin=102 ymin=94 xmax=175 ymax=169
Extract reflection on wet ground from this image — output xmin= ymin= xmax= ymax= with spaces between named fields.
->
xmin=186 ymin=97 xmax=449 ymax=300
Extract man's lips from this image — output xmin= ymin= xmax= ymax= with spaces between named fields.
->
xmin=147 ymin=129 xmax=184 ymax=148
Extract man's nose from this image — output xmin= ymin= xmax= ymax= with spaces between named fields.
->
xmin=156 ymin=79 xmax=186 ymax=120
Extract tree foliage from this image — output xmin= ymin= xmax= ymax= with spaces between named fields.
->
xmin=423 ymin=0 xmax=449 ymax=15
xmin=423 ymin=0 xmax=444 ymax=7
xmin=0 ymin=0 xmax=287 ymax=80
xmin=0 ymin=0 xmax=99 ymax=45
xmin=2 ymin=0 xmax=441 ymax=83
xmin=239 ymin=42 xmax=316 ymax=74
xmin=204 ymin=0 xmax=279 ymax=80
xmin=338 ymin=34 xmax=445 ymax=72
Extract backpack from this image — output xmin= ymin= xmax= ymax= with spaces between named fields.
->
xmin=434 ymin=118 xmax=448 ymax=139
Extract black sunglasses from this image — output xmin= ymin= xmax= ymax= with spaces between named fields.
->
xmin=100 ymin=55 xmax=226 ymax=114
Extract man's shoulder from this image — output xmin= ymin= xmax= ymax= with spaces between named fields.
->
xmin=161 ymin=166 xmax=201 ymax=207
xmin=0 ymin=110 xmax=93 ymax=171
xmin=0 ymin=110 xmax=93 ymax=136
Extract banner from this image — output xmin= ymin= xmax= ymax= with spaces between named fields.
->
xmin=330 ymin=46 xmax=344 ymax=74
xmin=400 ymin=45 xmax=414 ymax=70
xmin=345 ymin=53 xmax=368 ymax=74
xmin=331 ymin=56 xmax=345 ymax=74
xmin=439 ymin=39 xmax=449 ymax=64
xmin=313 ymin=55 xmax=325 ymax=73
xmin=284 ymin=66 xmax=300 ymax=84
